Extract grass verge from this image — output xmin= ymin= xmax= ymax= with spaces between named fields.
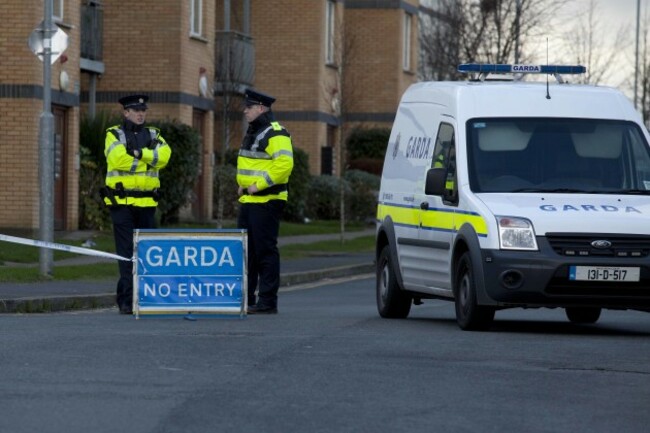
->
xmin=0 ymin=235 xmax=374 ymax=283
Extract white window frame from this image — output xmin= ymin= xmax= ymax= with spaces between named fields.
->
xmin=325 ymin=0 xmax=335 ymax=65
xmin=190 ymin=0 xmax=203 ymax=37
xmin=52 ymin=0 xmax=64 ymax=22
xmin=403 ymin=12 xmax=412 ymax=71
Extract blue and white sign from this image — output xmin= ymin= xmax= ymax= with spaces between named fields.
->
xmin=133 ymin=230 xmax=247 ymax=318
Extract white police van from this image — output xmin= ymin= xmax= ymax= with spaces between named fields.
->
xmin=375 ymin=64 xmax=650 ymax=330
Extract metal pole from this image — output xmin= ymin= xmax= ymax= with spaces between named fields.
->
xmin=634 ymin=0 xmax=641 ymax=109
xmin=243 ymin=0 xmax=250 ymax=35
xmin=39 ymin=0 xmax=55 ymax=277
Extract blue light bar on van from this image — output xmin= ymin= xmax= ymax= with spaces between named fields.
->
xmin=458 ymin=64 xmax=586 ymax=75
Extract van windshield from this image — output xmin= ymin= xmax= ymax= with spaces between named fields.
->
xmin=466 ymin=118 xmax=650 ymax=194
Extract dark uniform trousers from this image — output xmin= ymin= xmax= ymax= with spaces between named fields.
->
xmin=237 ymin=200 xmax=285 ymax=308
xmin=110 ymin=205 xmax=156 ymax=309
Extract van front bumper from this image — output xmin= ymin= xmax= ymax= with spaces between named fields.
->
xmin=479 ymin=237 xmax=650 ymax=310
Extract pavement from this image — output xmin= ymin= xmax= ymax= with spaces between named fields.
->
xmin=0 ymin=228 xmax=376 ymax=314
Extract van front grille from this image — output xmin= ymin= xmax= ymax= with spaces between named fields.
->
xmin=546 ymin=233 xmax=650 ymax=258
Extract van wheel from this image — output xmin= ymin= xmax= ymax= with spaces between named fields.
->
xmin=377 ymin=246 xmax=411 ymax=318
xmin=454 ymin=252 xmax=495 ymax=331
xmin=565 ymin=307 xmax=601 ymax=324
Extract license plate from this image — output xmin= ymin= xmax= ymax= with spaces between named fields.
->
xmin=569 ymin=266 xmax=640 ymax=282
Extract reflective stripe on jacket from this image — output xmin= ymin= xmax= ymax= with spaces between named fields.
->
xmin=103 ymin=125 xmax=172 ymax=207
xmin=237 ymin=121 xmax=294 ymax=203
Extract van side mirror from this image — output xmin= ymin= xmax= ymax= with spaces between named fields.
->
xmin=425 ymin=167 xmax=447 ymax=196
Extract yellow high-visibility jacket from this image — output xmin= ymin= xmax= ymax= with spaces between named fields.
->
xmin=103 ymin=124 xmax=172 ymax=207
xmin=237 ymin=120 xmax=294 ymax=203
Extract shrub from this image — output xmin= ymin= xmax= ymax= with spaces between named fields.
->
xmin=346 ymin=127 xmax=391 ymax=160
xmin=151 ymin=121 xmax=202 ymax=225
xmin=305 ymin=175 xmax=352 ymax=220
xmin=346 ymin=127 xmax=390 ymax=176
xmin=214 ymin=146 xmax=311 ymax=223
xmin=284 ymin=147 xmax=310 ymax=222
xmin=78 ymin=111 xmax=121 ymax=230
xmin=345 ymin=170 xmax=380 ymax=222
xmin=212 ymin=164 xmax=239 ymax=220
xmin=303 ymin=171 xmax=379 ymax=222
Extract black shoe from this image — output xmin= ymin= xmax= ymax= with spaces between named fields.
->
xmin=119 ymin=305 xmax=133 ymax=315
xmin=247 ymin=304 xmax=278 ymax=315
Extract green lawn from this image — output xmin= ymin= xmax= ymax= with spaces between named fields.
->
xmin=0 ymin=221 xmax=374 ymax=283
xmin=0 ymin=220 xmax=369 ymax=264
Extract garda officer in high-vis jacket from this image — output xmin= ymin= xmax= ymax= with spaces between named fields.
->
xmin=102 ymin=94 xmax=172 ymax=314
xmin=237 ymin=89 xmax=294 ymax=314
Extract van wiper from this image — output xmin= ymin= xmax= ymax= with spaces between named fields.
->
xmin=505 ymin=188 xmax=650 ymax=194
xmin=508 ymin=188 xmax=595 ymax=193
xmin=618 ymin=189 xmax=650 ymax=195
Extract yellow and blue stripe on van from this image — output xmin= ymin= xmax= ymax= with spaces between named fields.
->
xmin=377 ymin=202 xmax=488 ymax=237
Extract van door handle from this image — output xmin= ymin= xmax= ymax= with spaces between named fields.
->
xmin=420 ymin=202 xmax=429 ymax=210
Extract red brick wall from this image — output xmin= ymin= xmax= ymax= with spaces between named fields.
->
xmin=0 ymin=0 xmax=81 ymax=230
xmin=0 ymin=0 xmax=418 ymax=229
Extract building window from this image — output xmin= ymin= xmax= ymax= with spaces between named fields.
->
xmin=191 ymin=0 xmax=203 ymax=37
xmin=325 ymin=0 xmax=335 ymax=65
xmin=53 ymin=0 xmax=64 ymax=21
xmin=403 ymin=12 xmax=412 ymax=71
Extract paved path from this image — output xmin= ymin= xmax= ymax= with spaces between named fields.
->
xmin=0 ymin=228 xmax=376 ymax=313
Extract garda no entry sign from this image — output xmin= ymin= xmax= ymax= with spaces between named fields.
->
xmin=133 ymin=230 xmax=247 ymax=318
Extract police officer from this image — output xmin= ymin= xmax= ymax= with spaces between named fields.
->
xmin=237 ymin=89 xmax=294 ymax=314
xmin=102 ymin=94 xmax=172 ymax=314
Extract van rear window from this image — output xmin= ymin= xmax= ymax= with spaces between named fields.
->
xmin=466 ymin=118 xmax=650 ymax=193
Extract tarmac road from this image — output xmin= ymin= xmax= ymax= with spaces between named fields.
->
xmin=1 ymin=276 xmax=650 ymax=433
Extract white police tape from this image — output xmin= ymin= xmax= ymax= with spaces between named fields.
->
xmin=0 ymin=233 xmax=132 ymax=262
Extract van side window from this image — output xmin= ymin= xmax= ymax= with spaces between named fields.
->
xmin=431 ymin=123 xmax=457 ymax=202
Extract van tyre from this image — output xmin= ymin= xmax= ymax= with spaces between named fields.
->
xmin=565 ymin=307 xmax=601 ymax=324
xmin=454 ymin=252 xmax=495 ymax=331
xmin=377 ymin=245 xmax=412 ymax=318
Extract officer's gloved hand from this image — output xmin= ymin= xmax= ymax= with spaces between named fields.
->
xmin=147 ymin=138 xmax=160 ymax=150
xmin=125 ymin=141 xmax=139 ymax=158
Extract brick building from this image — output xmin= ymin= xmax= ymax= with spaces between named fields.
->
xmin=0 ymin=0 xmax=419 ymax=231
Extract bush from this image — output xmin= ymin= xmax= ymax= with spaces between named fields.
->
xmin=305 ymin=175 xmax=351 ymax=220
xmin=348 ymin=157 xmax=384 ymax=175
xmin=347 ymin=127 xmax=391 ymax=160
xmin=78 ymin=111 xmax=121 ymax=230
xmin=151 ymin=121 xmax=202 ymax=225
xmin=214 ymin=146 xmax=311 ymax=223
xmin=345 ymin=169 xmax=380 ymax=222
xmin=284 ymin=147 xmax=310 ymax=222
xmin=212 ymin=164 xmax=239 ymax=220
xmin=79 ymin=117 xmax=202 ymax=228
xmin=346 ymin=127 xmax=390 ymax=176
xmin=304 ymin=171 xmax=379 ymax=222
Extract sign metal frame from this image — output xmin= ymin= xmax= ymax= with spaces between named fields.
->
xmin=133 ymin=229 xmax=247 ymax=319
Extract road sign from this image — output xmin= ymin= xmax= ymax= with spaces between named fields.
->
xmin=133 ymin=229 xmax=247 ymax=318
xmin=28 ymin=20 xmax=68 ymax=64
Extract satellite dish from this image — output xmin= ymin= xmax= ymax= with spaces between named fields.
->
xmin=331 ymin=96 xmax=340 ymax=115
xmin=59 ymin=70 xmax=69 ymax=91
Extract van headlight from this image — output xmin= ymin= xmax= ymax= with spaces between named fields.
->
xmin=497 ymin=216 xmax=538 ymax=251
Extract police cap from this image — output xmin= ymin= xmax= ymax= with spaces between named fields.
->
xmin=119 ymin=94 xmax=149 ymax=110
xmin=244 ymin=89 xmax=276 ymax=108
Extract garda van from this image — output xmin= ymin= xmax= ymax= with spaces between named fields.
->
xmin=375 ymin=63 xmax=650 ymax=330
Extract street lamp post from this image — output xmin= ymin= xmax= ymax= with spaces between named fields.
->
xmin=39 ymin=0 xmax=55 ymax=277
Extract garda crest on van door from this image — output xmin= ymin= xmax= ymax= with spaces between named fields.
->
xmin=392 ymin=133 xmax=401 ymax=159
